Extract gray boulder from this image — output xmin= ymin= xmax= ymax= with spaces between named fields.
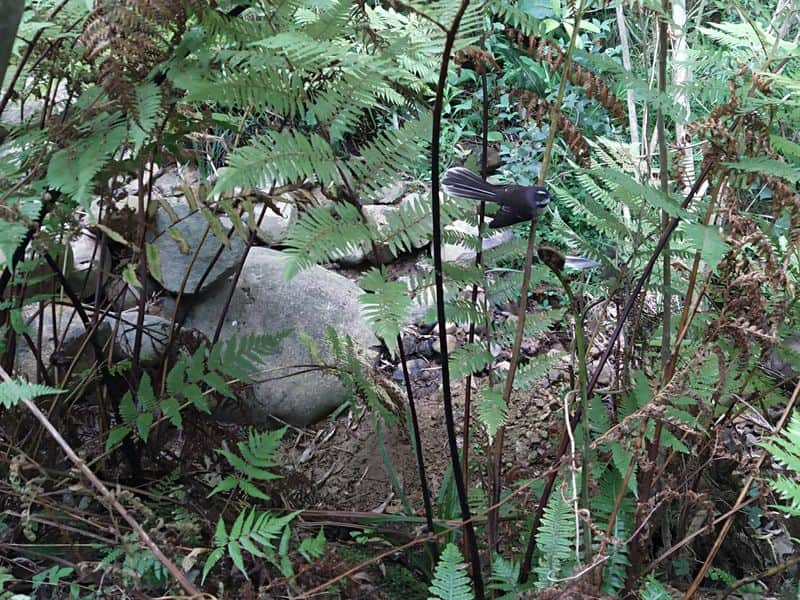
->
xmin=184 ymin=248 xmax=378 ymax=427
xmin=148 ymin=200 xmax=247 ymax=295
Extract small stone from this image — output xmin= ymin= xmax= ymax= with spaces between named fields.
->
xmin=591 ymin=361 xmax=614 ymax=387
xmin=370 ymin=180 xmax=406 ymax=205
xmin=415 ymin=338 xmax=435 ymax=358
xmin=68 ymin=231 xmax=111 ymax=300
xmin=114 ymin=311 xmax=171 ymax=368
xmin=104 ymin=277 xmax=143 ymax=312
xmin=252 ymin=201 xmax=297 ymax=246
xmin=333 ymin=243 xmax=369 ymax=266
xmin=431 ymin=322 xmax=459 ymax=335
xmin=310 ymin=186 xmax=334 ymax=210
xmin=401 ymin=334 xmax=417 ymax=355
xmin=432 ymin=334 xmax=458 ymax=355
xmin=393 ymin=358 xmax=428 ymax=381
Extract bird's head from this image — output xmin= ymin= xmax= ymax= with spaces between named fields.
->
xmin=525 ymin=186 xmax=550 ymax=215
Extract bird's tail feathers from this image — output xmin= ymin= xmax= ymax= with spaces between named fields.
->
xmin=441 ymin=167 xmax=498 ymax=201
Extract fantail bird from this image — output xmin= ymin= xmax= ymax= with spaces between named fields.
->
xmin=441 ymin=167 xmax=550 ymax=228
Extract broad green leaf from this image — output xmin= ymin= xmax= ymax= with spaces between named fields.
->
xmin=681 ymin=222 xmax=730 ymax=273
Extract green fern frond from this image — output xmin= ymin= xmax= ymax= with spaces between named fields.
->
xmin=760 ymin=410 xmax=800 ymax=516
xmin=359 ymin=267 xmax=412 ymax=356
xmin=209 ymin=332 xmax=286 ymax=383
xmin=202 ymin=509 xmax=299 ymax=582
xmin=593 ymin=469 xmax=634 ymax=595
xmin=0 ymin=379 xmax=63 ymax=408
xmin=426 ymin=297 xmax=489 ymax=327
xmin=488 ymin=2 xmax=546 ymax=34
xmin=725 ymin=156 xmax=800 ymax=184
xmin=534 ymin=489 xmax=575 ymax=588
xmin=477 ymin=384 xmax=507 ymax=441
xmin=639 ymin=575 xmax=673 ymax=600
xmin=493 ymin=308 xmax=565 ymax=347
xmin=559 ymin=177 xmax=630 ymax=238
xmin=377 ymin=193 xmax=437 ymax=257
xmin=283 ymin=203 xmax=373 ymax=279
xmin=484 ymin=266 xmax=554 ymax=307
xmin=46 ymin=111 xmax=128 ymax=210
xmin=213 ymin=130 xmax=342 ymax=196
xmin=324 ymin=327 xmax=396 ymax=422
xmin=488 ymin=554 xmax=526 ymax=600
xmin=448 ymin=342 xmax=493 ymax=380
xmin=348 ymin=114 xmax=432 ymax=198
xmin=428 ymin=543 xmax=474 ymax=600
xmin=130 ymin=82 xmax=162 ymax=149
xmin=199 ymin=8 xmax=276 ymax=42
xmin=511 ymin=350 xmax=565 ymax=392
xmin=177 ymin=69 xmax=308 ymax=118
xmin=298 ymin=0 xmax=354 ymax=39
xmin=211 ymin=427 xmax=287 ymax=500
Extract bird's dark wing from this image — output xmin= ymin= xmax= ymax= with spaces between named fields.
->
xmin=488 ymin=205 xmax=526 ymax=228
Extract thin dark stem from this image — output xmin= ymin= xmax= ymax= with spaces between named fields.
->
xmin=397 ymin=335 xmax=437 ymax=560
xmin=462 ymin=36 xmax=491 ymax=557
xmin=131 ymin=167 xmax=152 ymax=376
xmin=430 ymin=1 xmax=485 ymax=595
xmin=629 ymin=7 xmax=671 ymax=585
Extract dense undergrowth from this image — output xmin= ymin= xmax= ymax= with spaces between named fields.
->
xmin=1 ymin=0 xmax=800 ymax=598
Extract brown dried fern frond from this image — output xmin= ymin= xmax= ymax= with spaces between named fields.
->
xmin=511 ymin=89 xmax=590 ymax=166
xmin=506 ymin=28 xmax=626 ymax=128
xmin=81 ymin=0 xmax=205 ymax=110
xmin=453 ymin=46 xmax=500 ymax=75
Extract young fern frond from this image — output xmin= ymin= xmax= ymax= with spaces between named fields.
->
xmin=477 ymin=384 xmax=507 ymax=441
xmin=203 ymin=509 xmax=299 ymax=583
xmin=428 ymin=543 xmax=475 ymax=600
xmin=359 ymin=267 xmax=412 ymax=357
xmin=377 ymin=193 xmax=463 ymax=258
xmin=493 ymin=308 xmax=564 ymax=348
xmin=348 ymin=114 xmax=433 ymax=199
xmin=534 ymin=489 xmax=575 ymax=588
xmin=593 ymin=469 xmax=634 ymax=595
xmin=511 ymin=350 xmax=565 ymax=392
xmin=487 ymin=553 xmax=526 ymax=600
xmin=46 ymin=111 xmax=128 ymax=210
xmin=448 ymin=342 xmax=493 ymax=380
xmin=211 ymin=427 xmax=286 ymax=501
xmin=324 ymin=327 xmax=397 ymax=422
xmin=0 ymin=380 xmax=63 ymax=408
